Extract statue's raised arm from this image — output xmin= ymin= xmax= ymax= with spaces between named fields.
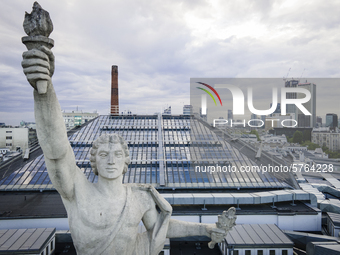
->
xmin=20 ymin=4 xmax=237 ymax=254
xmin=21 ymin=2 xmax=77 ymax=200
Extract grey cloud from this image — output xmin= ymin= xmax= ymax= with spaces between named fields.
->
xmin=1 ymin=0 xmax=340 ymax=125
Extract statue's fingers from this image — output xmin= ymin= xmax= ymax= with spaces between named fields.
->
xmin=216 ymin=233 xmax=225 ymax=238
xmin=38 ymin=45 xmax=55 ymax=62
xmin=23 ymin=66 xmax=50 ymax=76
xmin=22 ymin=58 xmax=50 ymax=70
xmin=213 ymin=228 xmax=226 ymax=234
xmin=26 ymin=73 xmax=51 ymax=83
xmin=38 ymin=46 xmax=55 ymax=76
xmin=211 ymin=233 xmax=224 ymax=243
xmin=212 ymin=232 xmax=224 ymax=238
xmin=22 ymin=49 xmax=49 ymax=61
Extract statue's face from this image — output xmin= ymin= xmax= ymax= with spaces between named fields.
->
xmin=96 ymin=142 xmax=125 ymax=180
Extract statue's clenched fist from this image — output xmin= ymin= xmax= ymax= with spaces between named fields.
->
xmin=22 ymin=45 xmax=54 ymax=92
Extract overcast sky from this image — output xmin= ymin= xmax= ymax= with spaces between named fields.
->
xmin=1 ymin=0 xmax=340 ymax=125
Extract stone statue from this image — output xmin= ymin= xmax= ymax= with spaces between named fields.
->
xmin=21 ymin=3 xmax=236 ymax=255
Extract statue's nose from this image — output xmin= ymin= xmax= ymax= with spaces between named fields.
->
xmin=108 ymin=153 xmax=115 ymax=164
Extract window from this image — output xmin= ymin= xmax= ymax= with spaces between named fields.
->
xmin=233 ymin=251 xmax=239 ymax=255
xmin=245 ymin=250 xmax=251 ymax=255
xmin=6 ymin=131 xmax=12 ymax=133
xmin=46 ymin=245 xmax=49 ymax=255
xmin=270 ymin=250 xmax=276 ymax=255
xmin=6 ymin=143 xmax=12 ymax=146
xmin=6 ymin=136 xmax=12 ymax=139
xmin=282 ymin=250 xmax=288 ymax=255
xmin=257 ymin=251 xmax=263 ymax=255
xmin=51 ymin=240 xmax=54 ymax=250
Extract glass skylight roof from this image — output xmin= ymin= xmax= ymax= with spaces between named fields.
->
xmin=0 ymin=115 xmax=291 ymax=190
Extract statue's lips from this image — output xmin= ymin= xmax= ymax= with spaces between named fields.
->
xmin=106 ymin=167 xmax=117 ymax=172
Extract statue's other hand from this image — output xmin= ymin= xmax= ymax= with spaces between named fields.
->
xmin=22 ymin=45 xmax=54 ymax=90
xmin=207 ymin=225 xmax=226 ymax=244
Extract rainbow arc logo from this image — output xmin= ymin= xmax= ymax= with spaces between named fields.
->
xmin=196 ymin=82 xmax=223 ymax=106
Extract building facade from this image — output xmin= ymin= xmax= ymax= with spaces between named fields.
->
xmin=183 ymin=105 xmax=192 ymax=115
xmin=316 ymin=116 xmax=322 ymax=127
xmin=265 ymin=114 xmax=295 ymax=130
xmin=0 ymin=127 xmax=28 ymax=152
xmin=296 ymin=82 xmax=316 ymax=128
xmin=312 ymin=127 xmax=340 ymax=151
xmin=249 ymin=114 xmax=258 ymax=127
xmin=326 ymin=113 xmax=338 ymax=131
xmin=284 ymin=79 xmax=299 ymax=116
xmin=228 ymin=109 xmax=233 ymax=121
xmin=326 ymin=212 xmax=340 ymax=237
xmin=0 ymin=114 xmax=324 ymax=254
xmin=163 ymin=106 xmax=171 ymax=115
xmin=62 ymin=110 xmax=98 ymax=130
xmin=221 ymin=224 xmax=294 ymax=255
xmin=270 ymin=102 xmax=281 ymax=116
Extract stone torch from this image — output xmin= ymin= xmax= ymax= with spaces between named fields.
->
xmin=22 ymin=2 xmax=54 ymax=94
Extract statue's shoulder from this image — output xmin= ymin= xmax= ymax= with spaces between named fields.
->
xmin=124 ymin=184 xmax=154 ymax=202
xmin=125 ymin=183 xmax=153 ymax=192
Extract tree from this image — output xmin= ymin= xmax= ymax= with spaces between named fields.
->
xmin=329 ymin=151 xmax=340 ymax=159
xmin=301 ymin=141 xmax=320 ymax=150
xmin=322 ymin=145 xmax=329 ymax=152
xmin=302 ymin=130 xmax=311 ymax=142
xmin=292 ymin=130 xmax=303 ymax=144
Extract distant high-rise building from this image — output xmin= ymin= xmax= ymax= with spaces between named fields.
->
xmin=270 ymin=103 xmax=281 ymax=116
xmin=326 ymin=113 xmax=338 ymax=130
xmin=249 ymin=113 xmax=258 ymax=126
xmin=296 ymin=82 xmax=316 ymax=128
xmin=250 ymin=114 xmax=257 ymax=120
xmin=260 ymin=115 xmax=266 ymax=129
xmin=284 ymin=79 xmax=299 ymax=115
xmin=316 ymin=116 xmax=322 ymax=127
xmin=183 ymin=105 xmax=192 ymax=115
xmin=228 ymin=109 xmax=233 ymax=121
xmin=163 ymin=106 xmax=171 ymax=115
xmin=199 ymin=107 xmax=207 ymax=121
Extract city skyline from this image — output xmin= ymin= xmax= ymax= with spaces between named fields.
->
xmin=1 ymin=0 xmax=340 ymax=125
xmin=191 ymin=78 xmax=340 ymax=127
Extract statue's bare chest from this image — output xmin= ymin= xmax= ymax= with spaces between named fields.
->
xmin=78 ymin=197 xmax=126 ymax=229
xmin=71 ymin=186 xmax=144 ymax=230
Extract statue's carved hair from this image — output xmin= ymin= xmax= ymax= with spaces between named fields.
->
xmin=90 ymin=133 xmax=130 ymax=175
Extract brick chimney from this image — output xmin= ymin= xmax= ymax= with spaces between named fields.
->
xmin=110 ymin=65 xmax=119 ymax=115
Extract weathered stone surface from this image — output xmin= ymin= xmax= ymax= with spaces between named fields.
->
xmin=21 ymin=3 xmax=237 ymax=254
xmin=23 ymin=2 xmax=53 ymax=37
xmin=22 ymin=2 xmax=54 ymax=94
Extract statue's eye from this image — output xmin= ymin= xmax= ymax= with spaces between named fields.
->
xmin=99 ymin=152 xmax=108 ymax=157
xmin=116 ymin=152 xmax=123 ymax=158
